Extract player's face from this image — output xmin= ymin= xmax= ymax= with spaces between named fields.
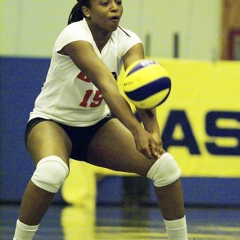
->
xmin=87 ymin=0 xmax=123 ymax=33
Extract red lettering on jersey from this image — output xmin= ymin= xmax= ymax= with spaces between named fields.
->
xmin=77 ymin=72 xmax=91 ymax=82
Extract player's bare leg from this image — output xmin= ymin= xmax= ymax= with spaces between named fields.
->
xmin=14 ymin=121 xmax=72 ymax=240
xmin=88 ymin=118 xmax=188 ymax=239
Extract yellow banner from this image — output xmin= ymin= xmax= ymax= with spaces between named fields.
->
xmin=119 ymin=59 xmax=240 ymax=178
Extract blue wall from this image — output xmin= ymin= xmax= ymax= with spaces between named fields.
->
xmin=0 ymin=57 xmax=62 ymax=202
xmin=0 ymin=57 xmax=240 ymax=206
xmin=97 ymin=176 xmax=240 ymax=207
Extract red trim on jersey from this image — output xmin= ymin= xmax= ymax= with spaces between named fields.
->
xmin=77 ymin=72 xmax=91 ymax=82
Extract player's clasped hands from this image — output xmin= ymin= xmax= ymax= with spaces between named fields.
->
xmin=133 ymin=129 xmax=164 ymax=159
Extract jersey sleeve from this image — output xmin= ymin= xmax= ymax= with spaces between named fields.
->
xmin=55 ymin=21 xmax=93 ymax=52
xmin=117 ymin=27 xmax=142 ymax=58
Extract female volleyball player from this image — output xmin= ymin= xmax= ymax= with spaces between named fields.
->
xmin=13 ymin=0 xmax=188 ymax=239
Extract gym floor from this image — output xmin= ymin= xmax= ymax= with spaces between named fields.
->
xmin=1 ymin=203 xmax=240 ymax=240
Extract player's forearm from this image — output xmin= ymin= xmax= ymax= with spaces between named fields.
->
xmin=136 ymin=108 xmax=160 ymax=134
xmin=101 ymin=83 xmax=143 ymax=135
xmin=86 ymin=66 xmax=143 ymax=135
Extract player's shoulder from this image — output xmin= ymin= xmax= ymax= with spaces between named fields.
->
xmin=113 ymin=26 xmax=138 ymax=39
xmin=56 ymin=20 xmax=92 ymax=46
xmin=61 ymin=20 xmax=89 ymax=36
xmin=111 ymin=27 xmax=142 ymax=49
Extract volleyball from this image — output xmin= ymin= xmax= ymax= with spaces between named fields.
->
xmin=123 ymin=59 xmax=171 ymax=109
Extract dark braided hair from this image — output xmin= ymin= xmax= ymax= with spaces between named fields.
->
xmin=67 ymin=0 xmax=131 ymax=37
xmin=68 ymin=0 xmax=91 ymax=25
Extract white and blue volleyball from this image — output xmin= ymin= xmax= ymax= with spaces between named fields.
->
xmin=123 ymin=59 xmax=171 ymax=109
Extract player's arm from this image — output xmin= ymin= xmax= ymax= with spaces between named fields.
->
xmin=122 ymin=43 xmax=144 ymax=70
xmin=62 ymin=40 xmax=160 ymax=158
xmin=62 ymin=40 xmax=138 ymax=133
xmin=123 ymin=44 xmax=163 ymax=155
xmin=136 ymin=107 xmax=164 ymax=155
xmin=123 ymin=43 xmax=161 ymax=158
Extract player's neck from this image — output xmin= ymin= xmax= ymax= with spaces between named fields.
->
xmin=87 ymin=21 xmax=112 ymax=52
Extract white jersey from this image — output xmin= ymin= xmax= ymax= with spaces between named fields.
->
xmin=29 ymin=19 xmax=141 ymax=127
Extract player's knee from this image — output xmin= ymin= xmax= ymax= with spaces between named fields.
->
xmin=147 ymin=153 xmax=181 ymax=187
xmin=31 ymin=156 xmax=69 ymax=193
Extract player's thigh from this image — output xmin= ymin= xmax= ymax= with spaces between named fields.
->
xmin=87 ymin=118 xmax=154 ymax=176
xmin=27 ymin=120 xmax=72 ymax=165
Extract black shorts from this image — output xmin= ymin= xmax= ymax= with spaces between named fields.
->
xmin=25 ymin=115 xmax=113 ymax=162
